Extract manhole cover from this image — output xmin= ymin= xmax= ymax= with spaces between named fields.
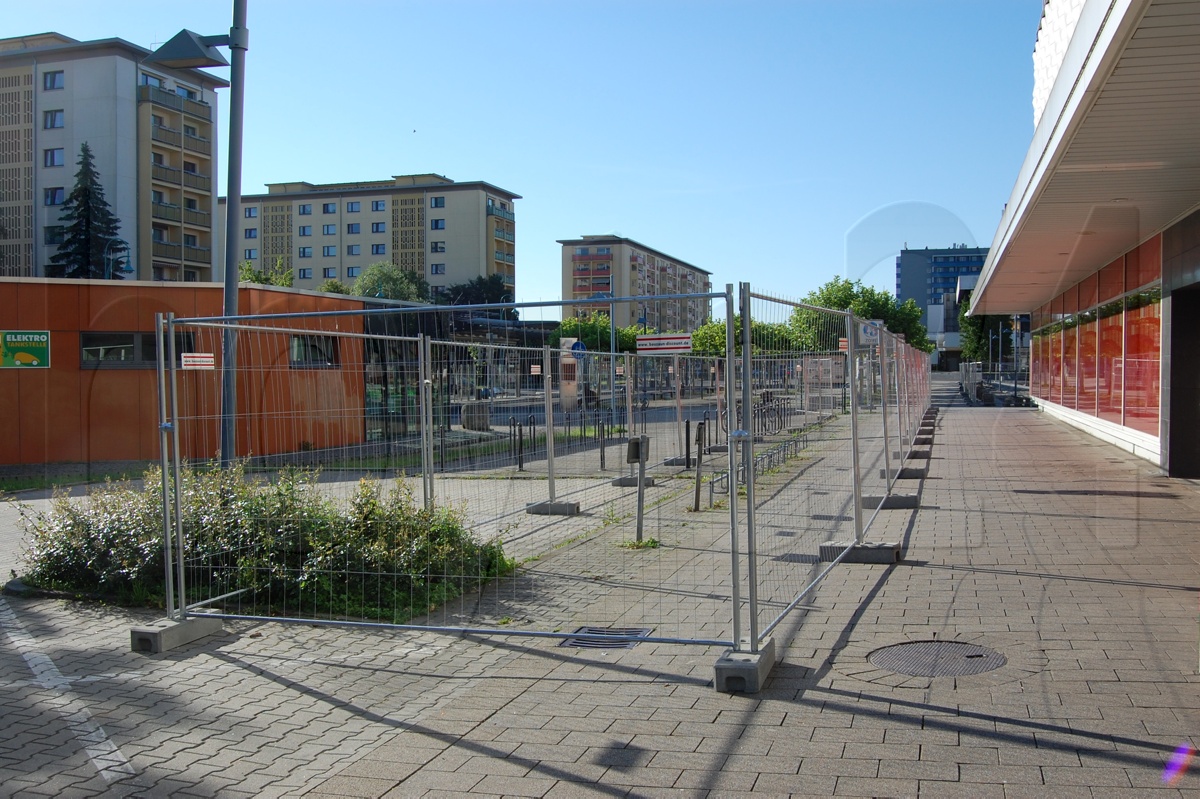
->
xmin=559 ymin=626 xmax=651 ymax=649
xmin=869 ymin=640 xmax=1006 ymax=677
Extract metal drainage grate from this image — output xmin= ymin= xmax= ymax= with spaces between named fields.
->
xmin=559 ymin=626 xmax=652 ymax=649
xmin=869 ymin=640 xmax=1007 ymax=677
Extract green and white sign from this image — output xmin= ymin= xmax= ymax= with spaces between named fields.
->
xmin=1 ymin=331 xmax=50 ymax=368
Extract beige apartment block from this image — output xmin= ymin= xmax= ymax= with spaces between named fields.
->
xmin=0 ymin=33 xmax=226 ymax=281
xmin=558 ymin=235 xmax=712 ymax=332
xmin=218 ymin=175 xmax=519 ymax=295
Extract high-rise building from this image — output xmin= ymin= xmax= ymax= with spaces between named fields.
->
xmin=895 ymin=245 xmax=988 ymax=328
xmin=0 ymin=33 xmax=226 ymax=280
xmin=219 ymin=175 xmax=519 ymax=295
xmin=557 ymin=235 xmax=711 ymax=332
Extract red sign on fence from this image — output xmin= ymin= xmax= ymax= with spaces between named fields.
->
xmin=636 ymin=334 xmax=692 ymax=355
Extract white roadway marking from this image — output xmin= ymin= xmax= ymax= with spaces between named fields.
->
xmin=0 ymin=597 xmax=136 ymax=783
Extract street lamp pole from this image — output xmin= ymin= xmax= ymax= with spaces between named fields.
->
xmin=103 ymin=237 xmax=129 ymax=279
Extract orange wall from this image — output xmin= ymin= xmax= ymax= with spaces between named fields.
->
xmin=0 ymin=280 xmax=367 ymax=466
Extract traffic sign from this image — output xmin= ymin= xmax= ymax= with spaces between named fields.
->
xmin=570 ymin=340 xmax=588 ymax=359
xmin=637 ymin=334 xmax=692 ymax=354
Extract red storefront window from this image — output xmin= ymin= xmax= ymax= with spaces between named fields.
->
xmin=1098 ymin=256 xmax=1124 ymax=303
xmin=1124 ymin=288 xmax=1161 ymax=435
xmin=1126 ymin=235 xmax=1162 ymax=291
xmin=1097 ymin=298 xmax=1123 ymax=424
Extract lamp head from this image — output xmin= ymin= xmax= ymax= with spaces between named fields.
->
xmin=145 ymin=30 xmax=230 ymax=69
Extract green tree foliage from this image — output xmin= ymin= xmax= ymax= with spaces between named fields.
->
xmin=957 ymin=292 xmax=1010 ymax=363
xmin=47 ymin=142 xmax=126 ymax=279
xmin=549 ymin=312 xmax=639 ymax=352
xmin=690 ymin=317 xmax=797 ymax=356
xmin=238 ymin=257 xmax=293 ymax=287
xmin=352 ymin=261 xmax=429 ymax=302
xmin=318 ymin=279 xmax=349 ymax=294
xmin=436 ymin=274 xmax=517 ymax=319
xmin=790 ymin=277 xmax=933 ymax=352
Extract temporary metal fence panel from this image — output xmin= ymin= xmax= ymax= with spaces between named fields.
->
xmin=155 ymin=293 xmax=743 ymax=648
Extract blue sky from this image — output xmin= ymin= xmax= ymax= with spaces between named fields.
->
xmin=14 ymin=0 xmax=1045 ymax=303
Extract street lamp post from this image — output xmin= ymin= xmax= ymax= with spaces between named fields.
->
xmin=103 ymin=237 xmax=130 ymax=279
xmin=146 ymin=0 xmax=248 ymax=468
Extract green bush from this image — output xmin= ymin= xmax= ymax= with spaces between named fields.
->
xmin=19 ymin=464 xmax=513 ymax=622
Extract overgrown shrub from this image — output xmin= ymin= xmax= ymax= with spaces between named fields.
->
xmin=19 ymin=464 xmax=512 ymax=622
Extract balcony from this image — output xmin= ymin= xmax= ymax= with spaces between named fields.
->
xmin=486 ymin=205 xmax=515 ymax=222
xmin=151 ymin=202 xmax=181 ymax=222
xmin=573 ymin=266 xmax=591 ymax=275
xmin=183 ymin=133 xmax=211 ymax=155
xmin=138 ymin=84 xmax=213 ymax=121
xmin=493 ymin=227 xmax=515 ymax=242
xmin=152 ymin=241 xmax=181 ymax=259
xmin=151 ymin=125 xmax=181 ymax=147
xmin=184 ymin=244 xmax=211 ymax=263
xmin=182 ymin=170 xmax=211 ymax=192
xmin=183 ymin=207 xmax=211 ymax=227
xmin=502 ymin=252 xmax=515 ymax=264
xmin=152 ymin=163 xmax=181 ymax=184
xmin=571 ymin=253 xmax=610 ymax=262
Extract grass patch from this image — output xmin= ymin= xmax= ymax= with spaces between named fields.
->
xmin=618 ymin=538 xmax=660 ymax=550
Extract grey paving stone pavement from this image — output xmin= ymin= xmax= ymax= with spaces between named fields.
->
xmin=2 ymin=373 xmax=1200 ymax=796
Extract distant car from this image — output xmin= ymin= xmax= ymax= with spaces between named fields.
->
xmin=476 ymin=386 xmax=506 ymax=399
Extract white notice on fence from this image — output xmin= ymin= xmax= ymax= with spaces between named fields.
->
xmin=636 ymin=334 xmax=692 ymax=354
xmin=181 ymin=353 xmax=216 ymax=370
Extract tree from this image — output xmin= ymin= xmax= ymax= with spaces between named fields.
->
xmin=436 ymin=274 xmax=516 ymax=319
xmin=352 ymin=261 xmax=429 ymax=302
xmin=47 ymin=142 xmax=126 ymax=279
xmin=239 ymin=257 xmax=292 ymax=287
xmin=957 ymin=293 xmax=1010 ymax=364
xmin=690 ymin=317 xmax=797 ymax=356
xmin=790 ymin=277 xmax=933 ymax=353
xmin=318 ymin=279 xmax=349 ymax=294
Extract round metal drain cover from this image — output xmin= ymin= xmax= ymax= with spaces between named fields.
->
xmin=869 ymin=640 xmax=1006 ymax=677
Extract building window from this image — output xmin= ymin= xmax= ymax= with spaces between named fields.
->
xmin=322 ymin=246 xmax=336 ymax=256
xmin=346 ymin=201 xmax=361 ymax=213
xmin=152 ymin=225 xmax=168 ymax=243
xmin=430 ymin=196 xmax=445 ymax=208
xmin=322 ymin=224 xmax=336 ymax=235
xmin=43 ymin=110 xmax=64 ymax=129
xmin=371 ymin=244 xmax=386 ymax=255
xmin=44 ymin=226 xmax=66 ymax=246
xmin=346 ymin=245 xmax=361 ymax=256
xmin=244 ymin=207 xmax=258 ymax=218
xmin=372 ymin=200 xmax=386 ymax=211
xmin=244 ymin=228 xmax=258 ymax=239
xmin=244 ymin=248 xmax=258 ymax=259
xmin=175 ymin=85 xmax=198 ymax=101
xmin=346 ymin=223 xmax=360 ymax=234
xmin=347 ymin=267 xmax=361 ymax=278
xmin=140 ymin=74 xmax=163 ymax=88
xmin=297 ymin=268 xmax=313 ymax=280
xmin=430 ymin=219 xmax=445 ymax=230
xmin=183 ymin=161 xmax=198 ymax=174
xmin=44 ymin=187 xmax=64 ymax=206
xmin=43 ymin=71 xmax=64 ymax=91
xmin=298 ymin=204 xmax=312 ymax=215
xmin=81 ymin=332 xmax=194 ymax=369
xmin=431 ymin=263 xmax=446 ymax=275
xmin=371 ymin=222 xmax=386 ymax=233
xmin=323 ymin=203 xmax=336 ymax=214
xmin=323 ymin=267 xmax=337 ymax=279
xmin=431 ymin=241 xmax=446 ymax=253
xmin=298 ymin=225 xmax=312 ymax=236
xmin=151 ymin=152 xmax=165 ymax=166
xmin=575 ymin=247 xmax=589 ymax=256
xmin=299 ymin=247 xmax=313 ymax=258
xmin=596 ymin=247 xmax=611 ymax=255
xmin=183 ymin=233 xmax=197 ymax=247
xmin=290 ymin=335 xmax=337 ymax=368
xmin=183 ymin=124 xmax=198 ymax=138
xmin=43 ymin=148 xmax=64 ymax=167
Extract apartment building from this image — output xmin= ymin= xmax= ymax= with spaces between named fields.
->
xmin=558 ymin=235 xmax=711 ymax=332
xmin=895 ymin=244 xmax=988 ymax=329
xmin=0 ymin=33 xmax=227 ymax=281
xmin=219 ymin=175 xmax=519 ymax=295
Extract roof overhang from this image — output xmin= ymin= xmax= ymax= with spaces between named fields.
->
xmin=972 ymin=0 xmax=1200 ymax=316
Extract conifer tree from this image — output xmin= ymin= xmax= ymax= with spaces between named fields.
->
xmin=48 ymin=142 xmax=126 ymax=279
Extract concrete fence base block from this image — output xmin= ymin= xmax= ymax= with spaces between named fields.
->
xmin=861 ymin=494 xmax=918 ymax=509
xmin=131 ymin=615 xmax=222 ymax=654
xmin=914 ymin=436 xmax=934 ymax=446
xmin=713 ymin=636 xmax=776 ymax=693
xmin=819 ymin=541 xmax=901 ymax=563
xmin=878 ymin=468 xmax=900 ymax=480
xmin=664 ymin=457 xmax=689 ymax=467
xmin=611 ymin=476 xmax=654 ymax=487
xmin=526 ymin=501 xmax=581 ymax=516
xmin=918 ymin=425 xmax=935 ymax=434
xmin=707 ymin=445 xmax=729 ymax=453
xmin=898 ymin=465 xmax=928 ymax=479
xmin=908 ymin=450 xmax=933 ymax=459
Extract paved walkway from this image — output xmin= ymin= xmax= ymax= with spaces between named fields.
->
xmin=3 ymin=374 xmax=1200 ymax=796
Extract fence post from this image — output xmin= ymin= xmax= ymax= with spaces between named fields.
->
xmin=155 ymin=313 xmax=177 ymax=620
xmin=845 ymin=314 xmax=864 ymax=545
xmin=739 ymin=282 xmax=760 ymax=653
xmin=879 ymin=330 xmax=893 ymax=492
xmin=165 ymin=314 xmax=187 ymax=617
xmin=625 ymin=353 xmax=635 ymax=480
xmin=418 ymin=334 xmax=434 ymax=510
xmin=543 ymin=345 xmax=557 ymax=503
xmin=724 ymin=284 xmax=743 ymax=651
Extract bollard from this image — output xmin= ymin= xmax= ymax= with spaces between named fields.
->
xmin=685 ymin=419 xmax=692 ymax=470
xmin=517 ymin=423 xmax=524 ymax=471
xmin=693 ymin=421 xmax=706 ymax=511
